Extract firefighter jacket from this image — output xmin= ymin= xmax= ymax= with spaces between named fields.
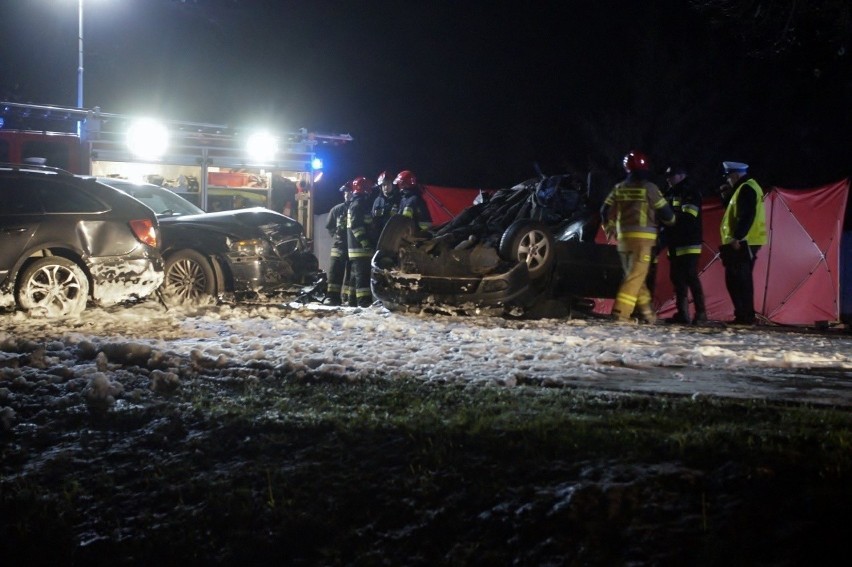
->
xmin=666 ymin=177 xmax=703 ymax=256
xmin=721 ymin=176 xmax=766 ymax=246
xmin=371 ymin=189 xmax=401 ymax=237
xmin=346 ymin=194 xmax=375 ymax=259
xmin=400 ymin=187 xmax=433 ymax=231
xmin=326 ymin=201 xmax=349 ymax=257
xmin=601 ymin=176 xmax=675 ymax=242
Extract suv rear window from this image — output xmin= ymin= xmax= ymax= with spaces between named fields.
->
xmin=0 ymin=176 xmax=107 ymax=214
xmin=0 ymin=182 xmax=42 ymax=214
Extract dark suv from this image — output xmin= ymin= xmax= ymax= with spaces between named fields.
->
xmin=98 ymin=178 xmax=324 ymax=304
xmin=0 ymin=164 xmax=164 ymax=316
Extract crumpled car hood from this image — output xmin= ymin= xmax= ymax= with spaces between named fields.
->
xmin=159 ymin=207 xmax=303 ymax=238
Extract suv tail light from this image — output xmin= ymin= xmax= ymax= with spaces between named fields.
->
xmin=129 ymin=219 xmax=159 ymax=248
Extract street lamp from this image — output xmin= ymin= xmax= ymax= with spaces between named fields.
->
xmin=77 ymin=0 xmax=84 ymax=108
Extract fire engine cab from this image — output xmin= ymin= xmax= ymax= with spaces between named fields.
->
xmin=0 ymin=101 xmax=352 ymax=245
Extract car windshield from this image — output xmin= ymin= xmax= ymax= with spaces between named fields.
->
xmin=98 ymin=179 xmax=205 ymax=216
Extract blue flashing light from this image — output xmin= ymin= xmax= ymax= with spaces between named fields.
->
xmin=0 ymin=117 xmax=4 ymax=129
xmin=311 ymin=157 xmax=323 ymax=170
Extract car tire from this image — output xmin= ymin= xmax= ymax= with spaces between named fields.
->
xmin=376 ymin=214 xmax=418 ymax=257
xmin=499 ymin=219 xmax=555 ymax=280
xmin=163 ymin=250 xmax=217 ymax=303
xmin=16 ymin=256 xmax=90 ymax=316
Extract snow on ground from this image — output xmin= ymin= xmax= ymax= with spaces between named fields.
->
xmin=2 ymin=300 xmax=852 ymax=422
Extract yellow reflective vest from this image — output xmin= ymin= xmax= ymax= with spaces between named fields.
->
xmin=720 ymin=178 xmax=767 ymax=245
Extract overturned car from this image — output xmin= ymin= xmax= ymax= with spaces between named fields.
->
xmin=370 ymin=174 xmax=623 ymax=316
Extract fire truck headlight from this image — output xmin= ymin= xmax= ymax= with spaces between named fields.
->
xmin=126 ymin=119 xmax=169 ymax=160
xmin=246 ymin=132 xmax=277 ymax=163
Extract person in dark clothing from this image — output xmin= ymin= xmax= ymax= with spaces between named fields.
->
xmin=325 ymin=182 xmax=351 ymax=306
xmin=719 ymin=161 xmax=767 ymax=325
xmin=663 ymin=165 xmax=707 ymax=324
xmin=371 ymin=170 xmax=401 ymax=240
xmin=346 ymin=176 xmax=376 ymax=307
xmin=393 ymin=170 xmax=432 ymax=232
xmin=270 ymin=174 xmax=298 ymax=217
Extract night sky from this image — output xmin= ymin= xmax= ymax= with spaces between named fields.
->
xmin=1 ymin=0 xmax=850 ymax=212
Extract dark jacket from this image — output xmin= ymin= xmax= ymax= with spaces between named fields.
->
xmin=399 ymin=187 xmax=432 ymax=231
xmin=346 ymin=194 xmax=374 ymax=259
xmin=326 ymin=201 xmax=348 ymax=253
xmin=372 ymin=190 xmax=401 ymax=236
xmin=666 ymin=176 xmax=703 ymax=256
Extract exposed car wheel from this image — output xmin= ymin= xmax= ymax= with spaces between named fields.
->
xmin=16 ymin=256 xmax=90 ymax=316
xmin=377 ymin=214 xmax=418 ymax=257
xmin=499 ymin=220 xmax=555 ymax=280
xmin=163 ymin=250 xmax=217 ymax=303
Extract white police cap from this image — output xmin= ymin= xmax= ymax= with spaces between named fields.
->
xmin=723 ymin=161 xmax=749 ymax=173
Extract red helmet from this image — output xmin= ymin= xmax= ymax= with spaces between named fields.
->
xmin=350 ymin=176 xmax=372 ymax=195
xmin=393 ymin=170 xmax=417 ymax=189
xmin=623 ymin=151 xmax=650 ymax=172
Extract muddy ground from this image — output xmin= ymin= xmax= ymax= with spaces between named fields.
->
xmin=2 ymin=305 xmax=852 ymax=565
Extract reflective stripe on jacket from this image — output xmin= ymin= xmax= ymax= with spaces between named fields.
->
xmin=346 ymin=196 xmax=375 ymax=258
xmin=603 ymin=180 xmax=674 ymax=240
xmin=667 ymin=177 xmax=703 ymax=256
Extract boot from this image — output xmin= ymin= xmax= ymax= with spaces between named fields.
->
xmin=692 ymin=287 xmax=707 ymax=324
xmin=665 ymin=297 xmax=690 ymax=324
xmin=638 ymin=305 xmax=657 ymax=325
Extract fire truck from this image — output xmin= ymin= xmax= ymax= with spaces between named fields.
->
xmin=0 ymin=101 xmax=352 ymax=245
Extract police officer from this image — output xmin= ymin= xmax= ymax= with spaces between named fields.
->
xmin=663 ymin=164 xmax=707 ymax=324
xmin=601 ymin=151 xmax=676 ymax=323
xmin=325 ymin=182 xmax=352 ymax=306
xmin=719 ymin=161 xmax=767 ymax=325
xmin=346 ymin=176 xmax=376 ymax=307
xmin=394 ymin=170 xmax=432 ymax=232
xmin=371 ymin=170 xmax=401 ymax=240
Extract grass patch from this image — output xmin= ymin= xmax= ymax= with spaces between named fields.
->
xmin=4 ymin=378 xmax=852 ymax=564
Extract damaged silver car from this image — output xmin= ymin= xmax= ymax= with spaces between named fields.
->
xmin=0 ymin=164 xmax=164 ymax=316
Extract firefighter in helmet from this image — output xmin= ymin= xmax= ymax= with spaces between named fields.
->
xmin=346 ymin=176 xmax=376 ymax=307
xmin=325 ymin=182 xmax=352 ymax=306
xmin=371 ymin=170 xmax=401 ymax=241
xmin=394 ymin=170 xmax=432 ymax=232
xmin=601 ymin=150 xmax=676 ymax=323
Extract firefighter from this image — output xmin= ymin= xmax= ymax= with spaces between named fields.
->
xmin=346 ymin=176 xmax=376 ymax=307
xmin=663 ymin=164 xmax=707 ymax=324
xmin=601 ymin=150 xmax=676 ymax=323
xmin=371 ymin=170 xmax=401 ymax=240
xmin=325 ymin=182 xmax=352 ymax=306
xmin=719 ymin=161 xmax=767 ymax=325
xmin=394 ymin=170 xmax=432 ymax=232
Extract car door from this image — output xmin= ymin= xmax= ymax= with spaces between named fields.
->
xmin=0 ymin=178 xmax=44 ymax=284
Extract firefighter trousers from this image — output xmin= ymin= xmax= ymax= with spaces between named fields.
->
xmin=612 ymin=239 xmax=655 ymax=321
xmin=327 ymin=248 xmax=349 ymax=305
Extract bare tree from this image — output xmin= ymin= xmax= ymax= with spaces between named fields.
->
xmin=689 ymin=0 xmax=851 ymax=61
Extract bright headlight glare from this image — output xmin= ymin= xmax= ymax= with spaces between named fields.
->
xmin=228 ymin=238 xmax=266 ymax=255
xmin=246 ymin=132 xmax=278 ymax=162
xmin=126 ymin=119 xmax=169 ymax=159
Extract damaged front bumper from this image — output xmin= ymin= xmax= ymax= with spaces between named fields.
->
xmin=370 ymin=250 xmax=530 ymax=309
